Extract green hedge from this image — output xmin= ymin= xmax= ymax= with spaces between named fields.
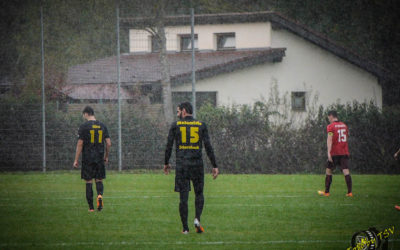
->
xmin=1 ymin=97 xmax=399 ymax=173
xmin=198 ymin=102 xmax=400 ymax=174
xmin=0 ymin=99 xmax=166 ymax=171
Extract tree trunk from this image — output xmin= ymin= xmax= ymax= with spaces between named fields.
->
xmin=157 ymin=14 xmax=173 ymax=124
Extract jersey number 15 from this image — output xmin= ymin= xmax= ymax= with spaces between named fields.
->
xmin=180 ymin=127 xmax=199 ymax=144
xmin=337 ymin=129 xmax=347 ymax=142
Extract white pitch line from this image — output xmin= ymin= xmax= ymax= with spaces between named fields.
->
xmin=0 ymin=194 xmax=307 ymax=201
xmin=0 ymin=240 xmax=348 ymax=247
xmin=0 ymin=203 xmax=356 ymax=207
xmin=4 ymin=190 xmax=172 ymax=194
xmin=1 ymin=239 xmax=399 ymax=247
xmin=209 ymin=195 xmax=304 ymax=198
xmin=4 ymin=190 xmax=270 ymax=194
xmin=207 ymin=204 xmax=272 ymax=207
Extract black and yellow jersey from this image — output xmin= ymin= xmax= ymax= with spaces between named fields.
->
xmin=78 ymin=120 xmax=110 ymax=164
xmin=165 ymin=116 xmax=217 ymax=168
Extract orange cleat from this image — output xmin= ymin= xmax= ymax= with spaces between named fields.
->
xmin=395 ymin=205 xmax=400 ymax=211
xmin=346 ymin=193 xmax=353 ymax=197
xmin=318 ymin=191 xmax=330 ymax=197
xmin=195 ymin=225 xmax=204 ymax=233
xmin=97 ymin=195 xmax=103 ymax=211
xmin=194 ymin=218 xmax=204 ymax=233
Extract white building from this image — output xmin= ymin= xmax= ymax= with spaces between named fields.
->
xmin=66 ymin=12 xmax=386 ymax=113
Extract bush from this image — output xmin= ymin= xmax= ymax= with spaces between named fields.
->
xmin=0 ymin=98 xmax=167 ymax=171
xmin=1 ymin=95 xmax=399 ymax=173
xmin=198 ymin=101 xmax=400 ymax=174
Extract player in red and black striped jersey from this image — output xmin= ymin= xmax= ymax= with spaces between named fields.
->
xmin=318 ymin=110 xmax=353 ymax=197
xmin=73 ymin=106 xmax=111 ymax=212
xmin=164 ymin=102 xmax=219 ymax=234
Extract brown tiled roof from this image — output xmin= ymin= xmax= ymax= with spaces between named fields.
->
xmin=66 ymin=48 xmax=286 ymax=86
xmin=120 ymin=11 xmax=276 ymax=27
xmin=121 ymin=11 xmax=390 ymax=81
xmin=63 ymin=83 xmax=134 ymax=100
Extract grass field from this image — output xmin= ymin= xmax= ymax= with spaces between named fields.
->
xmin=0 ymin=172 xmax=399 ymax=249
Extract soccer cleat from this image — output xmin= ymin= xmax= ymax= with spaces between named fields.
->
xmin=395 ymin=205 xmax=400 ymax=211
xmin=181 ymin=230 xmax=189 ymax=234
xmin=194 ymin=218 xmax=204 ymax=233
xmin=346 ymin=192 xmax=353 ymax=197
xmin=88 ymin=209 xmax=95 ymax=212
xmin=97 ymin=195 xmax=103 ymax=211
xmin=318 ymin=190 xmax=330 ymax=197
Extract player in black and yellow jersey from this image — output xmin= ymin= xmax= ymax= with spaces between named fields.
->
xmin=73 ymin=106 xmax=111 ymax=212
xmin=164 ymin=102 xmax=219 ymax=234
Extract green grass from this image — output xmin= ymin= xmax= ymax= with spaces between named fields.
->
xmin=0 ymin=172 xmax=399 ymax=249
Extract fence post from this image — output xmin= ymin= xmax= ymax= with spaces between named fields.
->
xmin=190 ymin=8 xmax=196 ymax=118
xmin=40 ymin=6 xmax=46 ymax=172
xmin=116 ymin=3 xmax=122 ymax=171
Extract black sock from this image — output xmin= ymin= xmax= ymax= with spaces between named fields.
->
xmin=96 ymin=181 xmax=104 ymax=196
xmin=179 ymin=191 xmax=189 ymax=231
xmin=345 ymin=175 xmax=352 ymax=193
xmin=325 ymin=175 xmax=332 ymax=193
xmin=86 ymin=183 xmax=94 ymax=209
xmin=195 ymin=192 xmax=204 ymax=221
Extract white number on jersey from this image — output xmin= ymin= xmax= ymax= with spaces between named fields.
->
xmin=337 ymin=129 xmax=347 ymax=142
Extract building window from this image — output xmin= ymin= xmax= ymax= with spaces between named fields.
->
xmin=151 ymin=35 xmax=161 ymax=52
xmin=216 ymin=33 xmax=236 ymax=50
xmin=291 ymin=92 xmax=306 ymax=111
xmin=180 ymin=34 xmax=198 ymax=51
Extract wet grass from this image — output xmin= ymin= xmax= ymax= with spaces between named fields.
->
xmin=0 ymin=172 xmax=399 ymax=249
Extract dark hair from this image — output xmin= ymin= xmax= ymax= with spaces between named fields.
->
xmin=178 ymin=102 xmax=193 ymax=114
xmin=82 ymin=106 xmax=94 ymax=116
xmin=327 ymin=110 xmax=338 ymax=118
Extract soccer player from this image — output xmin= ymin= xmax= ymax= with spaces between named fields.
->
xmin=73 ymin=106 xmax=111 ymax=212
xmin=318 ymin=110 xmax=353 ymax=197
xmin=164 ymin=102 xmax=219 ymax=234
xmin=394 ymin=150 xmax=400 ymax=210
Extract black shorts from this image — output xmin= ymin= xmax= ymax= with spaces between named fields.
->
xmin=81 ymin=161 xmax=106 ymax=180
xmin=175 ymin=165 xmax=204 ymax=193
xmin=327 ymin=155 xmax=349 ymax=170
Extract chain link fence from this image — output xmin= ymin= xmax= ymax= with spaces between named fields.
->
xmin=0 ymin=3 xmax=198 ymax=171
xmin=1 ymin=1 xmax=399 ymax=173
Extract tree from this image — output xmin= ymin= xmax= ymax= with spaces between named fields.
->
xmin=123 ymin=0 xmax=175 ymax=123
xmin=154 ymin=1 xmax=174 ymax=124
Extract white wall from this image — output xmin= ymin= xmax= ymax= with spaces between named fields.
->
xmin=270 ymin=28 xmax=382 ymax=108
xmin=173 ymin=28 xmax=382 ymax=110
xmin=173 ymin=63 xmax=278 ymax=106
xmin=129 ymin=22 xmax=271 ymax=53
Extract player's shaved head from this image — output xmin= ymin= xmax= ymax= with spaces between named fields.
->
xmin=327 ymin=110 xmax=338 ymax=118
xmin=178 ymin=102 xmax=193 ymax=115
xmin=82 ymin=106 xmax=94 ymax=116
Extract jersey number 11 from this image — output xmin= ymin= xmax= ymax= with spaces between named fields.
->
xmin=90 ymin=130 xmax=103 ymax=144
